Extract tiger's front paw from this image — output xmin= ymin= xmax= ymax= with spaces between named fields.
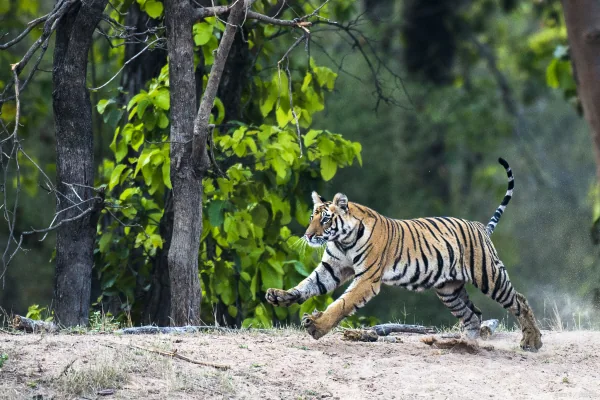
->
xmin=301 ymin=310 xmax=328 ymax=340
xmin=265 ymin=288 xmax=301 ymax=307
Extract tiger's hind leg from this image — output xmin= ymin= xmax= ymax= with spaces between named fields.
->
xmin=435 ymin=281 xmax=482 ymax=339
xmin=480 ymin=260 xmax=542 ymax=351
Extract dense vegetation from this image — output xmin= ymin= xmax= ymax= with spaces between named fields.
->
xmin=1 ymin=0 xmax=599 ymax=330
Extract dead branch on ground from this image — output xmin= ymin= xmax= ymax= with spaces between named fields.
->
xmin=129 ymin=343 xmax=230 ymax=370
xmin=12 ymin=315 xmax=59 ymax=333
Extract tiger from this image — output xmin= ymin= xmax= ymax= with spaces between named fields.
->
xmin=266 ymin=158 xmax=543 ymax=351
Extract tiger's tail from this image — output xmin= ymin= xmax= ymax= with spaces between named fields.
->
xmin=486 ymin=157 xmax=514 ymax=235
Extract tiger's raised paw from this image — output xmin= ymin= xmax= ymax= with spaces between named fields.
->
xmin=265 ymin=288 xmax=301 ymax=307
xmin=302 ymin=310 xmax=327 ymax=340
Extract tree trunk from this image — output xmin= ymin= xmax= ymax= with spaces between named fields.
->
xmin=114 ymin=0 xmax=169 ymax=325
xmin=164 ymin=0 xmax=202 ymax=326
xmin=562 ymin=1 xmax=600 ymax=182
xmin=52 ymin=0 xmax=108 ymax=327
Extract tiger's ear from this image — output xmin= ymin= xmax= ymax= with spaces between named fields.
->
xmin=312 ymin=191 xmax=325 ymax=205
xmin=333 ymin=193 xmax=348 ymax=213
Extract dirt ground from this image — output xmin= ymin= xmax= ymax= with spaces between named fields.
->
xmin=1 ymin=329 xmax=600 ymax=400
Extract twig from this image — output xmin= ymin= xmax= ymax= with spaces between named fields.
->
xmin=60 ymin=359 xmax=77 ymax=376
xmin=129 ymin=344 xmax=230 ymax=370
xmin=277 ymin=33 xmax=308 ymax=158
xmin=89 ymin=37 xmax=165 ymax=91
xmin=0 ymin=13 xmax=50 ymax=49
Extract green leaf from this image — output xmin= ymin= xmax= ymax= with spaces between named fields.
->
xmin=273 ymin=306 xmax=287 ymax=320
xmin=320 ymin=156 xmax=337 ymax=181
xmin=304 ymin=130 xmax=320 ymax=147
xmin=260 ymin=82 xmax=278 ymax=117
xmin=228 ymin=305 xmax=238 ymax=318
xmin=193 ymin=22 xmax=213 ymax=46
xmin=260 ymin=263 xmax=283 ymax=291
xmin=153 ymin=89 xmax=170 ymax=110
xmin=130 ymin=129 xmax=144 ymax=151
xmin=97 ymin=99 xmax=115 ymax=115
xmin=162 ymin=158 xmax=172 ymax=189
xmin=240 ymin=271 xmax=251 ymax=282
xmin=98 ymin=232 xmax=113 ymax=253
xmin=546 ymin=58 xmax=560 ymax=89
xmin=137 ymin=98 xmax=151 ymax=119
xmin=144 ymin=0 xmax=163 ymax=19
xmin=275 ymin=106 xmax=291 ymax=128
xmin=250 ymin=204 xmax=269 ymax=228
xmin=208 ymin=200 xmax=225 ymax=227
xmin=135 ymin=149 xmax=159 ymax=177
xmin=290 ymin=261 xmax=311 ymax=277
xmin=157 ymin=112 xmax=169 ymax=129
xmin=352 ymin=142 xmax=363 ymax=166
xmin=115 ymin=139 xmax=128 ymax=162
xmin=109 ymin=164 xmax=127 ymax=190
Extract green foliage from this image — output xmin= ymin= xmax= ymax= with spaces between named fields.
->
xmin=136 ymin=0 xmax=163 ymax=19
xmin=94 ymin=19 xmax=362 ymax=326
xmin=26 ymin=304 xmax=53 ymax=322
xmin=0 ymin=353 xmax=7 ymax=369
xmin=89 ymin=310 xmax=121 ymax=332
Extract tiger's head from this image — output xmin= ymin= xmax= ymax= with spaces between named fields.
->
xmin=303 ymin=191 xmax=355 ymax=248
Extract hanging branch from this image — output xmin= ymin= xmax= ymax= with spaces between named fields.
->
xmin=191 ymin=0 xmax=247 ymax=173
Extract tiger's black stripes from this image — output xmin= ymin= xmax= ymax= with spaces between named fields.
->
xmin=486 ymin=158 xmax=514 ymax=235
xmin=321 ymin=262 xmax=340 ymax=285
xmin=314 ymin=272 xmax=327 ymax=295
xmin=268 ymin=166 xmax=542 ymax=350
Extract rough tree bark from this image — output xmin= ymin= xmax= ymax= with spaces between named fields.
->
xmin=164 ymin=0 xmax=202 ymax=326
xmin=562 ymin=1 xmax=600 ymax=182
xmin=52 ymin=0 xmax=108 ymax=326
xmin=164 ymin=0 xmax=246 ymax=325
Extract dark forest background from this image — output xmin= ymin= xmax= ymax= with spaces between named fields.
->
xmin=1 ymin=0 xmax=599 ymax=330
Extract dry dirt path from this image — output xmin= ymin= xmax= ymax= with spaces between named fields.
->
xmin=1 ymin=329 xmax=599 ymax=399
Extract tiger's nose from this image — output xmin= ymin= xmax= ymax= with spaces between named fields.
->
xmin=305 ymin=233 xmax=314 ymax=240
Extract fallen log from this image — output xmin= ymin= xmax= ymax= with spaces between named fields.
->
xmin=342 ymin=329 xmax=402 ymax=343
xmin=372 ymin=323 xmax=436 ymax=335
xmin=479 ymin=319 xmax=499 ymax=339
xmin=12 ymin=315 xmax=58 ymax=333
xmin=115 ymin=325 xmax=258 ymax=335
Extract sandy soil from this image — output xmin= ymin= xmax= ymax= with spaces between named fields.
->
xmin=1 ymin=329 xmax=599 ymax=399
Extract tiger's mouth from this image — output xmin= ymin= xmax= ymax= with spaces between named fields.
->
xmin=303 ymin=234 xmax=327 ymax=247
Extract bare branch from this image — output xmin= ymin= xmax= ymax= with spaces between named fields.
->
xmin=192 ymin=0 xmax=246 ymax=172
xmin=194 ymin=4 xmax=312 ymax=28
xmin=277 ymin=34 xmax=309 ymax=157
xmin=0 ymin=13 xmax=50 ymax=50
xmin=89 ymin=37 xmax=166 ymax=91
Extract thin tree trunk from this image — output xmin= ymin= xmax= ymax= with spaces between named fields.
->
xmin=164 ymin=0 xmax=202 ymax=326
xmin=562 ymin=0 xmax=600 ymax=181
xmin=164 ymin=0 xmax=246 ymax=326
xmin=52 ymin=0 xmax=108 ymax=327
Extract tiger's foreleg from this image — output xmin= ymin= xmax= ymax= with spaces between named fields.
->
xmin=265 ymin=261 xmax=353 ymax=307
xmin=302 ymin=277 xmax=381 ymax=340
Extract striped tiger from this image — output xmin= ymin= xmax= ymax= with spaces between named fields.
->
xmin=266 ymin=158 xmax=542 ymax=351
